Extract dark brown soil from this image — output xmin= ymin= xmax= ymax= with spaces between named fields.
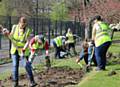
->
xmin=1 ymin=66 xmax=84 ymax=87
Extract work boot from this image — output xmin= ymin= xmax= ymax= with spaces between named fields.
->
xmin=30 ymin=81 xmax=37 ymax=87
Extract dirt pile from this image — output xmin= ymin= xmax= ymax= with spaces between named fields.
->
xmin=2 ymin=67 xmax=84 ymax=87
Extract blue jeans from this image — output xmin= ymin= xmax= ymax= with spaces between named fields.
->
xmin=11 ymin=51 xmax=34 ymax=82
xmin=95 ymin=41 xmax=111 ymax=69
xmin=79 ymin=46 xmax=93 ymax=64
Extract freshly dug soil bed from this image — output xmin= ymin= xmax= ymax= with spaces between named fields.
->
xmin=2 ymin=66 xmax=84 ymax=87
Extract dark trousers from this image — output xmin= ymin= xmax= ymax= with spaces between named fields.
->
xmin=53 ymin=41 xmax=61 ymax=58
xmin=95 ymin=41 xmax=111 ymax=69
xmin=68 ymin=43 xmax=77 ymax=55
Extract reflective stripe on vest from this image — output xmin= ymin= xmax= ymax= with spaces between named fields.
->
xmin=95 ymin=22 xmax=111 ymax=47
xmin=32 ymin=41 xmax=45 ymax=49
xmin=10 ymin=24 xmax=32 ymax=55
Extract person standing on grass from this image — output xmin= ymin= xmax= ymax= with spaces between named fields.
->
xmin=9 ymin=17 xmax=37 ymax=87
xmin=66 ymin=28 xmax=77 ymax=56
xmin=92 ymin=15 xmax=112 ymax=71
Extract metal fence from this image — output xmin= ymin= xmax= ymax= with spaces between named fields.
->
xmin=0 ymin=16 xmax=85 ymax=58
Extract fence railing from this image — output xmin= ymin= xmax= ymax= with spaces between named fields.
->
xmin=0 ymin=16 xmax=85 ymax=58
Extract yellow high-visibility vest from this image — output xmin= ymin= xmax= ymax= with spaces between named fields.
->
xmin=32 ymin=41 xmax=45 ymax=50
xmin=10 ymin=24 xmax=32 ymax=56
xmin=95 ymin=22 xmax=112 ymax=47
xmin=66 ymin=32 xmax=74 ymax=43
xmin=54 ymin=36 xmax=62 ymax=47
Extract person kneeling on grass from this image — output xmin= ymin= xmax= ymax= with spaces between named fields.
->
xmin=76 ymin=39 xmax=97 ymax=67
xmin=28 ymin=34 xmax=51 ymax=69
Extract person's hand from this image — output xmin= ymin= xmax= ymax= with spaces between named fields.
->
xmin=2 ymin=28 xmax=10 ymax=36
xmin=46 ymin=50 xmax=49 ymax=56
xmin=22 ymin=48 xmax=25 ymax=53
xmin=31 ymin=48 xmax=35 ymax=52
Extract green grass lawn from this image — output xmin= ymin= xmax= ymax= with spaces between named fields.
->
xmin=76 ymin=31 xmax=120 ymax=87
xmin=109 ymin=43 xmax=120 ymax=53
xmin=77 ymin=65 xmax=120 ymax=87
xmin=109 ymin=31 xmax=120 ymax=53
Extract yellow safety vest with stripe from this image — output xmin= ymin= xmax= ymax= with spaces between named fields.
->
xmin=10 ymin=24 xmax=32 ymax=56
xmin=95 ymin=22 xmax=112 ymax=47
xmin=32 ymin=39 xmax=45 ymax=50
xmin=66 ymin=32 xmax=74 ymax=43
xmin=54 ymin=36 xmax=62 ymax=47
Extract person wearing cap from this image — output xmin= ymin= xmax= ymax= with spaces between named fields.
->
xmin=92 ymin=15 xmax=112 ymax=71
xmin=9 ymin=16 xmax=37 ymax=87
xmin=28 ymin=34 xmax=51 ymax=69
xmin=66 ymin=28 xmax=77 ymax=56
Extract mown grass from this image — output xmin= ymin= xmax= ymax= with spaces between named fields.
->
xmin=77 ymin=64 xmax=120 ymax=87
xmin=77 ymin=31 xmax=120 ymax=87
xmin=0 ymin=68 xmax=26 ymax=80
xmin=109 ymin=31 xmax=120 ymax=53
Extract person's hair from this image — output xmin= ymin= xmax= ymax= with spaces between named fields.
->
xmin=19 ymin=16 xmax=27 ymax=23
xmin=94 ymin=15 xmax=102 ymax=21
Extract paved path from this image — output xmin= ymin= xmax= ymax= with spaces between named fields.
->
xmin=0 ymin=55 xmax=45 ymax=74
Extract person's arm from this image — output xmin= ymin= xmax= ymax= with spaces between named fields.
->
xmin=22 ymin=40 xmax=29 ymax=52
xmin=9 ymin=25 xmax=17 ymax=37
xmin=44 ymin=41 xmax=49 ymax=56
xmin=29 ymin=37 xmax=36 ymax=50
xmin=92 ymin=24 xmax=96 ymax=41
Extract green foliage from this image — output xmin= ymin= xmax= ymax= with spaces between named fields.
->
xmin=50 ymin=1 xmax=68 ymax=21
xmin=0 ymin=0 xmax=15 ymax=16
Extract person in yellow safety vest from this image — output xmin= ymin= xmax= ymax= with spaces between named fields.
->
xmin=53 ymin=36 xmax=66 ymax=59
xmin=9 ymin=17 xmax=37 ymax=87
xmin=28 ymin=34 xmax=51 ymax=69
xmin=66 ymin=28 xmax=77 ymax=56
xmin=92 ymin=15 xmax=112 ymax=71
